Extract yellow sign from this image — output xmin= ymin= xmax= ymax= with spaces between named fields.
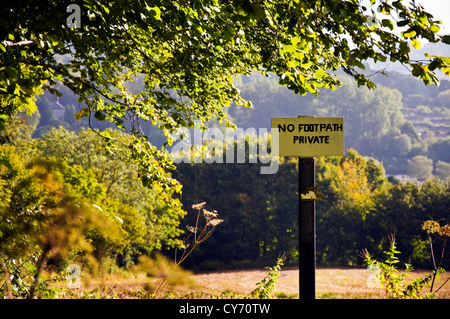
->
xmin=271 ymin=117 xmax=344 ymax=157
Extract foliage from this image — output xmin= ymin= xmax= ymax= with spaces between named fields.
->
xmin=251 ymin=254 xmax=286 ymax=299
xmin=361 ymin=234 xmax=433 ymax=299
xmin=435 ymin=161 xmax=450 ymax=181
xmin=0 ymin=122 xmax=448 ymax=298
xmin=175 ymin=142 xmax=449 ymax=269
xmin=421 ymin=220 xmax=450 ymax=294
xmin=0 ymin=144 xmax=115 ymax=258
xmin=309 ymin=77 xmax=405 ymax=154
xmin=0 ymin=253 xmax=65 ymax=299
xmin=316 ymin=149 xmax=387 ymax=265
xmin=367 ymin=178 xmax=450 ymax=267
xmin=230 ymin=70 xmax=450 ymax=178
xmin=176 ymin=150 xmax=298 ymax=269
xmin=131 ymin=253 xmax=197 ymax=298
xmin=1 ymin=0 xmax=450 ymax=190
xmin=0 ymin=142 xmax=126 ymax=297
xmin=407 ymin=155 xmax=434 ymax=181
xmin=151 ymin=202 xmax=223 ymax=297
xmin=0 ymin=125 xmax=187 ymax=298
xmin=37 ymin=126 xmax=186 ymax=262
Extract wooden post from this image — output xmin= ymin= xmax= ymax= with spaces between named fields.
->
xmin=299 ymin=157 xmax=316 ymax=300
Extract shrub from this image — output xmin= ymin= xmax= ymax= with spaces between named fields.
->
xmin=361 ymin=234 xmax=433 ymax=299
xmin=251 ymin=254 xmax=286 ymax=299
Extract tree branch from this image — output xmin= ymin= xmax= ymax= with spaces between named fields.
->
xmin=0 ymin=258 xmax=14 ymax=299
xmin=1 ymin=40 xmax=35 ymax=47
xmin=28 ymin=243 xmax=51 ymax=299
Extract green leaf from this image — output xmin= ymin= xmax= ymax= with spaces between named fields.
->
xmin=404 ymin=30 xmax=417 ymax=38
xmin=181 ymin=34 xmax=190 ymax=43
xmin=397 ymin=20 xmax=410 ymax=27
xmin=286 ymin=59 xmax=298 ymax=68
xmin=250 ymin=4 xmax=265 ymax=20
xmin=411 ymin=64 xmax=424 ymax=76
xmin=430 ymin=24 xmax=440 ymax=34
xmin=0 ymin=155 xmax=18 ymax=176
xmin=441 ymin=35 xmax=450 ymax=45
xmin=381 ymin=19 xmax=394 ymax=31
xmin=74 ymin=107 xmax=89 ymax=121
xmin=149 ymin=6 xmax=161 ymax=20
xmin=411 ymin=39 xmax=422 ymax=49
xmin=314 ymin=69 xmax=325 ymax=79
xmin=399 ymin=41 xmax=410 ymax=54
xmin=94 ymin=111 xmax=106 ymax=121
xmin=5 ymin=67 xmax=18 ymax=79
xmin=428 ymin=59 xmax=439 ymax=71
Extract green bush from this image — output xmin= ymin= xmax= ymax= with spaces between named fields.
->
xmin=361 ymin=234 xmax=433 ymax=299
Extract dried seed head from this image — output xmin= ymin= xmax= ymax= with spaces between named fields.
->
xmin=439 ymin=224 xmax=450 ymax=237
xmin=203 ymin=209 xmax=218 ymax=220
xmin=192 ymin=202 xmax=206 ymax=210
xmin=186 ymin=225 xmax=198 ymax=233
xmin=422 ymin=220 xmax=441 ymax=235
xmin=207 ymin=218 xmax=224 ymax=227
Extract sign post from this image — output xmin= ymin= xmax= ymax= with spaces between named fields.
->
xmin=298 ymin=156 xmax=316 ymax=300
xmin=271 ymin=116 xmax=344 ymax=300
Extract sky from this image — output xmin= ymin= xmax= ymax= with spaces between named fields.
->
xmin=415 ymin=0 xmax=450 ymax=34
xmin=360 ymin=0 xmax=450 ymax=34
xmin=359 ymin=1 xmax=450 ymax=75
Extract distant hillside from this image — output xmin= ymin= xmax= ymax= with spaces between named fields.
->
xmin=32 ymin=56 xmax=450 ymax=179
xmin=367 ymin=41 xmax=450 ymax=81
xmin=230 ymin=67 xmax=449 ymax=178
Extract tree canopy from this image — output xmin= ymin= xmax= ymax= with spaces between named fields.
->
xmin=1 ymin=0 xmax=450 ymax=188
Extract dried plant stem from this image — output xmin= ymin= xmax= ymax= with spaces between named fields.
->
xmin=430 ymin=236 xmax=447 ymax=293
xmin=435 ymin=276 xmax=450 ymax=293
xmin=153 ymin=203 xmax=222 ymax=298
xmin=154 ymin=279 xmax=167 ymax=297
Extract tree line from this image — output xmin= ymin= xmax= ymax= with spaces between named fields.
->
xmin=33 ymin=69 xmax=450 ymax=182
xmin=0 ymin=120 xmax=185 ymax=286
xmin=229 ymin=71 xmax=450 ymax=180
xmin=0 ymin=117 xmax=448 ymax=298
xmin=174 ymin=139 xmax=449 ymax=270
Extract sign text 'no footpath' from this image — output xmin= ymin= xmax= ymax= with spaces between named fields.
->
xmin=271 ymin=117 xmax=344 ymax=157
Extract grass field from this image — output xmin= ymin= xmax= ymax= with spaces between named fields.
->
xmin=71 ymin=267 xmax=450 ymax=299
xmin=175 ymin=267 xmax=450 ymax=299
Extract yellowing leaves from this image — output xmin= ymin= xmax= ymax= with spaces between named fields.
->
xmin=314 ymin=69 xmax=326 ymax=80
xmin=74 ymin=107 xmax=90 ymax=121
xmin=286 ymin=59 xmax=299 ymax=68
xmin=331 ymin=158 xmax=375 ymax=214
xmin=411 ymin=39 xmax=422 ymax=49
xmin=403 ymin=30 xmax=417 ymax=38
xmin=442 ymin=66 xmax=450 ymax=76
xmin=31 ymin=165 xmax=65 ymax=205
xmin=430 ymin=24 xmax=440 ymax=34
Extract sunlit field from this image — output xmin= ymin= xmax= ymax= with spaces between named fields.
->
xmin=173 ymin=268 xmax=450 ymax=299
xmin=56 ymin=267 xmax=450 ymax=299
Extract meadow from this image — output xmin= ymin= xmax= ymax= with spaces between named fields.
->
xmin=57 ymin=267 xmax=450 ymax=299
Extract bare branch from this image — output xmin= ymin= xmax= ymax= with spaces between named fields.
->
xmin=1 ymin=40 xmax=35 ymax=47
